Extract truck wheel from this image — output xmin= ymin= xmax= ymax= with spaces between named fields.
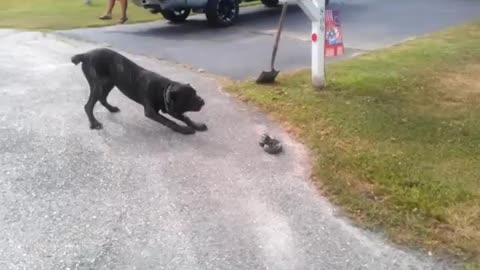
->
xmin=261 ymin=0 xmax=278 ymax=7
xmin=161 ymin=8 xmax=191 ymax=23
xmin=205 ymin=0 xmax=239 ymax=27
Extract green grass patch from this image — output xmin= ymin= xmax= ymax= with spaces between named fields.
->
xmin=240 ymin=0 xmax=262 ymax=8
xmin=228 ymin=21 xmax=480 ymax=268
xmin=0 ymin=0 xmax=160 ymax=31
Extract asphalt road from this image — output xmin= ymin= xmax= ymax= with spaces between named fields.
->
xmin=58 ymin=0 xmax=480 ymax=80
xmin=0 ymin=30 xmax=453 ymax=269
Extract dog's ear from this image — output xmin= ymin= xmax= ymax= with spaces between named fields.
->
xmin=171 ymin=84 xmax=192 ymax=97
xmin=169 ymin=84 xmax=192 ymax=105
xmin=169 ymin=83 xmax=204 ymax=113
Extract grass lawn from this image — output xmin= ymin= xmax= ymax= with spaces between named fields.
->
xmin=0 ymin=0 xmax=160 ymax=31
xmin=228 ymin=21 xmax=480 ymax=268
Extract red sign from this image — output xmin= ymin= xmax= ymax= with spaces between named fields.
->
xmin=324 ymin=9 xmax=344 ymax=57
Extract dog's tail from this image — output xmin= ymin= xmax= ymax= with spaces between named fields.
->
xmin=71 ymin=53 xmax=86 ymax=65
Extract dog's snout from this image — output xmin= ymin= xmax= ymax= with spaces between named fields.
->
xmin=199 ymin=97 xmax=205 ymax=106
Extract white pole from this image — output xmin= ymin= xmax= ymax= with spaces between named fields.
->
xmin=311 ymin=4 xmax=325 ymax=88
xmin=282 ymin=0 xmax=326 ymax=87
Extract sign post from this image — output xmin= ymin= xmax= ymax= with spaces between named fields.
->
xmin=279 ymin=0 xmax=343 ymax=88
xmin=311 ymin=13 xmax=325 ymax=87
xmin=309 ymin=0 xmax=326 ymax=88
xmin=280 ymin=0 xmax=325 ymax=87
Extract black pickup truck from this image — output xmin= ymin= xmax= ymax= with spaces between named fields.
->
xmin=132 ymin=0 xmax=329 ymax=27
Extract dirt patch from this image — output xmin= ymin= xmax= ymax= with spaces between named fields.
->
xmin=437 ymin=64 xmax=480 ymax=104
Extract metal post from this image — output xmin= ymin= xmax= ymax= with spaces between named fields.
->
xmin=289 ymin=0 xmax=326 ymax=87
xmin=311 ymin=3 xmax=325 ymax=87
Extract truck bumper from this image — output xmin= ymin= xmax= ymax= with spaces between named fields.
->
xmin=132 ymin=0 xmax=208 ymax=10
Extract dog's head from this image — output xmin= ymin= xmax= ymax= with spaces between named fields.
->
xmin=169 ymin=83 xmax=205 ymax=113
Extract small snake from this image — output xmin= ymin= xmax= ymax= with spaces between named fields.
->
xmin=259 ymin=133 xmax=283 ymax=155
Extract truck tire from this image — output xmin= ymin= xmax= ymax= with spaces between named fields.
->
xmin=261 ymin=0 xmax=278 ymax=7
xmin=205 ymin=0 xmax=239 ymax=27
xmin=161 ymin=8 xmax=191 ymax=23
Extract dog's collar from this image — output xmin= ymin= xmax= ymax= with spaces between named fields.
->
xmin=163 ymin=83 xmax=174 ymax=113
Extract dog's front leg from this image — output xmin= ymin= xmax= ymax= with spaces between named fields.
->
xmin=144 ymin=107 xmax=195 ymax=135
xmin=171 ymin=114 xmax=207 ymax=132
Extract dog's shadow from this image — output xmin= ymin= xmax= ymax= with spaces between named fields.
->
xmin=98 ymin=111 xmax=229 ymax=156
xmin=82 ymin=108 xmax=275 ymax=161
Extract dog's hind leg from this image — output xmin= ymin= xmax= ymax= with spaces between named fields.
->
xmin=99 ymin=82 xmax=120 ymax=113
xmin=81 ymin=64 xmax=108 ymax=129
xmin=84 ymin=85 xmax=103 ymax=130
xmin=81 ymin=63 xmax=103 ymax=129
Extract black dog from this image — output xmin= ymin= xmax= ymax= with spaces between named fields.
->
xmin=71 ymin=48 xmax=206 ymax=135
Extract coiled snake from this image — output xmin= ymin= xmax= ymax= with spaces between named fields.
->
xmin=259 ymin=133 xmax=283 ymax=155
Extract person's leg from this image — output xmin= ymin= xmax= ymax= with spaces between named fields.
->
xmin=118 ymin=0 xmax=129 ymax=23
xmin=99 ymin=0 xmax=116 ymax=19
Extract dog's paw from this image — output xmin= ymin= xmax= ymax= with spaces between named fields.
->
xmin=110 ymin=107 xmax=120 ymax=113
xmin=177 ymin=126 xmax=196 ymax=135
xmin=90 ymin=122 xmax=103 ymax=130
xmin=195 ymin=123 xmax=208 ymax=132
